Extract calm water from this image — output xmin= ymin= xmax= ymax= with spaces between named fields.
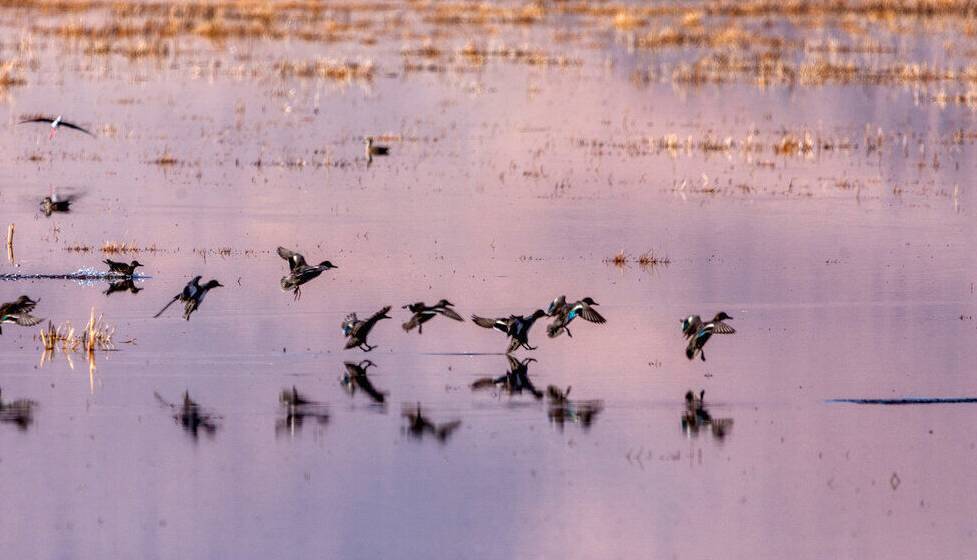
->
xmin=1 ymin=2 xmax=976 ymax=558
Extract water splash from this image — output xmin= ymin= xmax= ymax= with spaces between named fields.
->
xmin=0 ymin=267 xmax=152 ymax=286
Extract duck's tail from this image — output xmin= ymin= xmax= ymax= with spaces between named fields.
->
xmin=547 ymin=322 xmax=565 ymax=338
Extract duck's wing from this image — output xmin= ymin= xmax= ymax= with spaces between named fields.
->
xmin=8 ymin=313 xmax=43 ymax=327
xmin=710 ymin=321 xmax=736 ymax=335
xmin=577 ymin=304 xmax=606 ymax=324
xmin=681 ymin=315 xmax=703 ymax=338
xmin=103 ymin=259 xmax=124 ymax=272
xmin=59 ymin=120 xmax=94 ymax=136
xmin=436 ymin=306 xmax=464 ymax=321
xmin=402 ymin=313 xmax=422 ymax=332
xmin=276 ymin=247 xmax=306 ymax=270
xmin=364 ymin=306 xmax=392 ymax=329
xmin=547 ymin=295 xmax=566 ymax=315
xmin=18 ymin=116 xmax=55 ymax=125
xmin=471 ymin=315 xmax=506 ymax=332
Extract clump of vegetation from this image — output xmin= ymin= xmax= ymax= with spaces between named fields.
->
xmin=102 ymin=241 xmax=159 ymax=254
xmin=151 ymin=150 xmax=180 ymax=166
xmin=38 ymin=308 xmax=115 ymax=354
xmin=606 ymin=250 xmax=671 ymax=268
xmin=275 ymin=58 xmax=374 ymax=81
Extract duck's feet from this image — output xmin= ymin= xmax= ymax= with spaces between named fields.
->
xmin=565 ymin=328 xmax=573 ymax=338
xmin=700 ymin=351 xmax=706 ymax=362
xmin=361 ymin=343 xmax=376 ymax=352
xmin=524 ymin=343 xmax=538 ymax=351
xmin=293 ymin=288 xmax=302 ymax=301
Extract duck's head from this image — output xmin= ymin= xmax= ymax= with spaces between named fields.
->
xmin=436 ymin=299 xmax=453 ymax=307
xmin=318 ymin=260 xmax=338 ymax=270
xmin=581 ymin=297 xmax=599 ymax=306
xmin=16 ymin=295 xmax=36 ymax=305
xmin=531 ymin=309 xmax=547 ymax=319
xmin=130 ymin=260 xmax=143 ymax=268
xmin=203 ymin=280 xmax=224 ymax=289
xmin=713 ymin=311 xmax=733 ymax=321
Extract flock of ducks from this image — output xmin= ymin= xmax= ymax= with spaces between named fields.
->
xmin=1 ymin=115 xmax=738 ymax=440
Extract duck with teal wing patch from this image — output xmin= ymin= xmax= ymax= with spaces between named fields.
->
xmin=683 ymin=312 xmax=735 ymax=361
xmin=546 ymin=296 xmax=605 ymax=338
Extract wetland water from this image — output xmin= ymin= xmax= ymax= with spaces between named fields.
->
xmin=0 ymin=1 xmax=976 ymax=558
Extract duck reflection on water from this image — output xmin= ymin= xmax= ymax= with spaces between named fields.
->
xmin=0 ymin=387 xmax=36 ymax=431
xmin=103 ymin=279 xmax=143 ymax=296
xmin=154 ymin=390 xmax=219 ymax=439
xmin=546 ymin=385 xmax=603 ymax=430
xmin=681 ymin=390 xmax=733 ymax=440
xmin=401 ymin=403 xmax=461 ymax=443
xmin=277 ymin=386 xmax=330 ymax=436
xmin=340 ymin=360 xmax=387 ymax=406
xmin=470 ymin=356 xmax=542 ymax=399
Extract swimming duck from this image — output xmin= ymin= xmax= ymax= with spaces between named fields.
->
xmin=402 ymin=403 xmax=461 ymax=443
xmin=154 ymin=276 xmax=223 ymax=320
xmin=470 ymin=356 xmax=542 ymax=399
xmin=402 ymin=299 xmax=464 ymax=333
xmin=0 ymin=295 xmax=43 ymax=335
xmin=683 ymin=311 xmax=735 ymax=361
xmin=342 ymin=306 xmax=391 ymax=352
xmin=103 ymin=259 xmax=143 ymax=277
xmin=365 ymin=137 xmax=390 ymax=163
xmin=546 ymin=297 xmax=605 ymax=338
xmin=0 ymin=387 xmax=36 ymax=430
xmin=340 ymin=360 xmax=387 ymax=404
xmin=277 ymin=247 xmax=337 ymax=300
xmin=471 ymin=309 xmax=547 ymax=353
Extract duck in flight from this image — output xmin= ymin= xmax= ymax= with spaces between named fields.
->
xmin=154 ymin=276 xmax=223 ymax=320
xmin=546 ymin=296 xmax=606 ymax=338
xmin=277 ymin=247 xmax=337 ymax=300
xmin=19 ymin=115 xmax=94 ymax=139
xmin=40 ymin=189 xmax=79 ymax=216
xmin=402 ymin=299 xmax=464 ymax=333
xmin=471 ymin=309 xmax=547 ymax=353
xmin=682 ymin=312 xmax=735 ymax=361
xmin=0 ymin=295 xmax=43 ymax=335
xmin=342 ymin=306 xmax=391 ymax=352
xmin=103 ymin=259 xmax=143 ymax=277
